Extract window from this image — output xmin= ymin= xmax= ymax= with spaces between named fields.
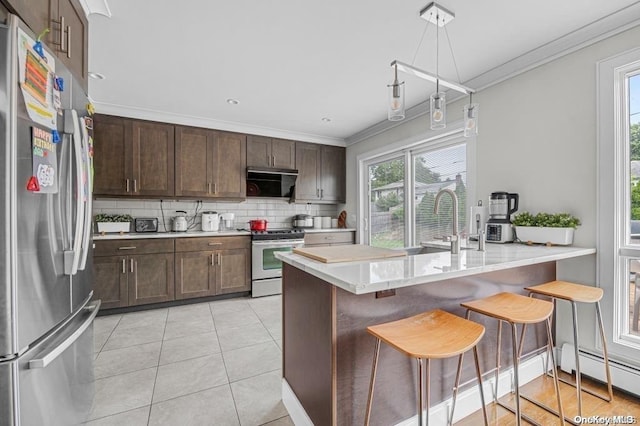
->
xmin=361 ymin=132 xmax=471 ymax=248
xmin=413 ymin=144 xmax=467 ymax=245
xmin=626 ymin=72 xmax=640 ymax=336
xmin=598 ymin=47 xmax=640 ymax=362
xmin=368 ymin=156 xmax=406 ymax=248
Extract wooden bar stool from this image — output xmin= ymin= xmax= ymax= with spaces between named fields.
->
xmin=526 ymin=281 xmax=613 ymax=416
xmin=364 ymin=309 xmax=488 ymax=426
xmin=461 ymin=292 xmax=564 ymax=426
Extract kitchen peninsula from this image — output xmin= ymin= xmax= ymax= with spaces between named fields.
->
xmin=277 ymin=244 xmax=595 ymax=425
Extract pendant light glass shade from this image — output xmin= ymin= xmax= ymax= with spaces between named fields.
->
xmin=463 ymin=102 xmax=479 ymax=137
xmin=388 ymin=65 xmax=405 ymax=121
xmin=430 ymin=91 xmax=446 ymax=129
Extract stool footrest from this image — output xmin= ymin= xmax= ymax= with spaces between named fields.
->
xmin=494 ymin=400 xmax=544 ymax=426
xmin=545 ymin=371 xmax=613 ymax=402
xmin=519 ymin=393 xmax=579 ymax=425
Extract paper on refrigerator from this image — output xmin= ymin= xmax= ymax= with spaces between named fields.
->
xmin=16 ymin=28 xmax=57 ymax=130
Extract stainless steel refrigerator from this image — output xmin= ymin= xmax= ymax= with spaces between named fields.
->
xmin=0 ymin=14 xmax=98 ymax=426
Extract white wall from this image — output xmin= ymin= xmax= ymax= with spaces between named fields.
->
xmin=345 ymin=24 xmax=640 ymax=353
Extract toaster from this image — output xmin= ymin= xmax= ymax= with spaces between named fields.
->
xmin=134 ymin=217 xmax=159 ymax=233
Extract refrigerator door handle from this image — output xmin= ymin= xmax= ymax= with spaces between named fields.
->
xmin=78 ymin=116 xmax=92 ymax=270
xmin=28 ymin=300 xmax=101 ymax=369
xmin=63 ymin=110 xmax=85 ymax=275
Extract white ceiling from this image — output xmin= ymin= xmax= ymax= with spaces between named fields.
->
xmin=87 ymin=1 xmax=640 ymax=144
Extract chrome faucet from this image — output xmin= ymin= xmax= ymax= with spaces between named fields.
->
xmin=434 ymin=188 xmax=460 ymax=254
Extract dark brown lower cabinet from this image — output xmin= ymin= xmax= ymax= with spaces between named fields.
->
xmin=93 ymin=239 xmax=175 ymax=308
xmin=128 ymin=253 xmax=175 ymax=306
xmin=174 ymin=236 xmax=251 ymax=299
xmin=175 ymin=250 xmax=216 ymax=299
xmin=94 ymin=237 xmax=250 ymax=309
xmin=218 ymin=248 xmax=250 ymax=294
xmin=93 ymin=255 xmax=128 ymax=309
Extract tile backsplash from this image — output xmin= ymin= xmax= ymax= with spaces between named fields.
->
xmin=93 ymin=199 xmax=340 ymax=232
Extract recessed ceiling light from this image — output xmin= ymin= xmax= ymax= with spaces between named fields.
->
xmin=321 ymin=117 xmax=331 ymax=122
xmin=226 ymin=98 xmax=239 ymax=105
xmin=88 ymin=72 xmax=106 ymax=80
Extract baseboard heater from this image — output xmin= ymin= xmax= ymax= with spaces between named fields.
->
xmin=560 ymin=343 xmax=640 ymax=397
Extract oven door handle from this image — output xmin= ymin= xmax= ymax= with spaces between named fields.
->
xmin=251 ymin=240 xmax=305 ymax=246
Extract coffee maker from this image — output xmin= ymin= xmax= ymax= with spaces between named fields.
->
xmin=486 ymin=192 xmax=519 ymax=243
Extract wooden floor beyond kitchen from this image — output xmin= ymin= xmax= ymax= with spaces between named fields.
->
xmin=456 ymin=371 xmax=640 ymax=425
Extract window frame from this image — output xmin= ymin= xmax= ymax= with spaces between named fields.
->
xmin=597 ymin=46 xmax=640 ymax=362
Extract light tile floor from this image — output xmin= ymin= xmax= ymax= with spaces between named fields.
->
xmin=87 ymin=296 xmax=293 ymax=426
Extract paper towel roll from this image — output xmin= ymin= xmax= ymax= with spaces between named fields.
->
xmin=470 ymin=205 xmax=489 ymax=235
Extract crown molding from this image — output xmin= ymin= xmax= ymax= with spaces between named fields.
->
xmin=346 ymin=3 xmax=640 ymax=146
xmin=92 ymin=101 xmax=346 ymax=146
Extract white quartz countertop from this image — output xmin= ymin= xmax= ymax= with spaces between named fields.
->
xmin=93 ymin=228 xmax=355 ymax=240
xmin=276 ymin=244 xmax=596 ymax=295
xmin=93 ymin=230 xmax=251 ymax=240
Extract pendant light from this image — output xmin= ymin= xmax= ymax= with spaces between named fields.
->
xmin=430 ymin=15 xmax=445 ymax=130
xmin=463 ymin=93 xmax=479 ymax=137
xmin=388 ymin=2 xmax=478 ymax=137
xmin=430 ymin=82 xmax=446 ymax=129
xmin=388 ymin=64 xmax=405 ymax=121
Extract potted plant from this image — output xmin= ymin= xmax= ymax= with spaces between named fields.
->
xmin=512 ymin=212 xmax=581 ymax=245
xmin=94 ymin=213 xmax=133 ymax=234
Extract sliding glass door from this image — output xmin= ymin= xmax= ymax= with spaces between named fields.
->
xmin=363 ymin=136 xmax=469 ymax=248
xmin=367 ymin=156 xmax=406 ymax=249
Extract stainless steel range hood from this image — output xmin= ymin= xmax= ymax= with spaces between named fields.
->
xmin=246 ymin=166 xmax=298 ymax=198
xmin=247 ymin=166 xmax=298 ymax=176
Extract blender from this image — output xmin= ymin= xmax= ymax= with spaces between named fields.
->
xmin=220 ymin=213 xmax=235 ymax=231
xmin=485 ymin=192 xmax=519 ymax=243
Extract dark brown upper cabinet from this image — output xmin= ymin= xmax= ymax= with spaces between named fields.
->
xmin=93 ymin=115 xmax=175 ymax=198
xmin=295 ymin=142 xmax=345 ymax=204
xmin=7 ymin=0 xmax=88 ymax=90
xmin=175 ymin=126 xmax=246 ymax=199
xmin=247 ymin=136 xmax=295 ymax=169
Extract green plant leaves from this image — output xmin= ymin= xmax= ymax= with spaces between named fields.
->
xmin=94 ymin=213 xmax=133 ymax=223
xmin=512 ymin=211 xmax=580 ymax=229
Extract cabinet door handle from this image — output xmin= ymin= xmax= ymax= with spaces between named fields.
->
xmin=66 ymin=25 xmax=71 ymax=58
xmin=126 ymin=178 xmax=130 ymax=192
xmin=133 ymin=179 xmax=137 ymax=193
xmin=316 ymin=188 xmax=319 ymax=197
xmin=122 ymin=259 xmax=126 ymax=274
xmin=217 ymin=253 xmax=222 ymax=265
xmin=207 ymin=182 xmax=211 ymax=194
xmin=118 ymin=246 xmax=136 ymax=250
xmin=321 ymin=189 xmax=324 ymax=198
xmin=272 ymin=155 xmax=275 ymax=166
xmin=213 ymin=183 xmax=217 ymax=194
xmin=208 ymin=242 xmax=222 ymax=246
xmin=51 ymin=16 xmax=67 ymax=52
xmin=211 ymin=253 xmax=214 ymax=266
xmin=130 ymin=259 xmax=134 ymax=273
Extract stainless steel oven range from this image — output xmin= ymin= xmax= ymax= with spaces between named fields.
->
xmin=251 ymin=229 xmax=305 ymax=297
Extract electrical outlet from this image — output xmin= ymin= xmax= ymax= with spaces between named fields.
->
xmin=375 ymin=289 xmax=396 ymax=298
